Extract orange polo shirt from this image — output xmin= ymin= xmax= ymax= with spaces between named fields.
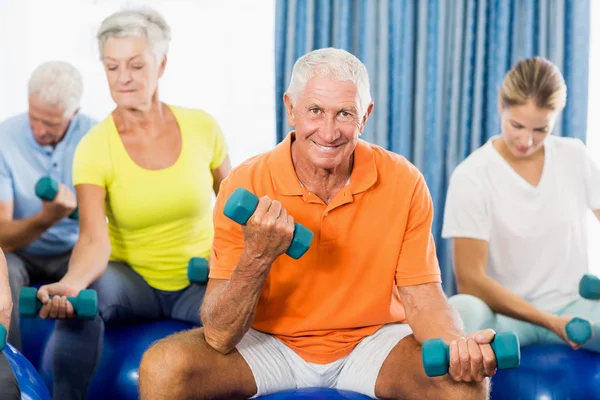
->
xmin=210 ymin=133 xmax=441 ymax=364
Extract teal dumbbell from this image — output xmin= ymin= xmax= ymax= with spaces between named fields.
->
xmin=580 ymin=274 xmax=600 ymax=300
xmin=422 ymin=332 xmax=521 ymax=377
xmin=188 ymin=257 xmax=209 ymax=284
xmin=0 ymin=324 xmax=5 ymax=351
xmin=19 ymin=287 xmax=98 ymax=320
xmin=566 ymin=317 xmax=592 ymax=344
xmin=223 ymin=187 xmax=314 ymax=259
xmin=35 ymin=177 xmax=78 ymax=220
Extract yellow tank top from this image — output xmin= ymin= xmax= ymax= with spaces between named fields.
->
xmin=73 ymin=105 xmax=228 ymax=290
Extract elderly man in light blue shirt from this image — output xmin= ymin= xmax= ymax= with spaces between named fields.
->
xmin=0 ymin=61 xmax=96 ymax=350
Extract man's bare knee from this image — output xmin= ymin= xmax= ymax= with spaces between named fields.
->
xmin=139 ymin=337 xmax=200 ymax=400
xmin=139 ymin=328 xmax=257 ymax=400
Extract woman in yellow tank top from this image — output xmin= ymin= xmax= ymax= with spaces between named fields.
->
xmin=35 ymin=7 xmax=231 ymax=398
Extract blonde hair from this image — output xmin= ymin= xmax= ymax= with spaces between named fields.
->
xmin=500 ymin=56 xmax=567 ymax=111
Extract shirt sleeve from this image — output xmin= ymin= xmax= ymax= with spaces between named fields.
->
xmin=72 ymin=130 xmax=111 ymax=188
xmin=441 ymin=171 xmax=491 ymax=241
xmin=209 ymin=172 xmax=247 ymax=280
xmin=0 ymin=152 xmax=13 ymax=202
xmin=395 ymin=173 xmax=442 ymax=286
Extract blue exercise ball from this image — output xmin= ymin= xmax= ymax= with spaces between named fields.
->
xmin=4 ymin=343 xmax=51 ymax=400
xmin=40 ymin=319 xmax=195 ymax=400
xmin=490 ymin=344 xmax=600 ymax=399
xmin=257 ymin=388 xmax=371 ymax=399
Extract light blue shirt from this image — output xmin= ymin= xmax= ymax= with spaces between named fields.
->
xmin=0 ymin=112 xmax=97 ymax=255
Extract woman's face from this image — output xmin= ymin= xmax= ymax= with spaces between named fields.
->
xmin=102 ymin=36 xmax=165 ymax=109
xmin=499 ymin=99 xmax=557 ymax=159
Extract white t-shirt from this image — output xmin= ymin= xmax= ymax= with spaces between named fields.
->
xmin=442 ymin=135 xmax=600 ymax=312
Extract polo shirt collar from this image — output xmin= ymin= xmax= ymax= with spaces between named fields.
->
xmin=269 ymin=132 xmax=378 ymax=196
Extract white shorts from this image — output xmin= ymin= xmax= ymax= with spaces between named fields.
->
xmin=235 ymin=323 xmax=413 ymax=399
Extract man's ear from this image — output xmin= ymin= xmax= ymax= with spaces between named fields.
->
xmin=359 ymin=102 xmax=374 ymax=134
xmin=283 ymin=92 xmax=297 ymax=127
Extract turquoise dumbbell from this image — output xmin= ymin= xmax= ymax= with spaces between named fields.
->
xmin=19 ymin=287 xmax=98 ymax=320
xmin=0 ymin=324 xmax=5 ymax=351
xmin=188 ymin=257 xmax=209 ymax=284
xmin=224 ymin=188 xmax=314 ymax=259
xmin=35 ymin=177 xmax=78 ymax=220
xmin=580 ymin=274 xmax=600 ymax=300
xmin=566 ymin=317 xmax=592 ymax=344
xmin=422 ymin=331 xmax=521 ymax=377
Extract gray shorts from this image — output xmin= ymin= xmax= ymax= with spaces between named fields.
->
xmin=236 ymin=323 xmax=413 ymax=399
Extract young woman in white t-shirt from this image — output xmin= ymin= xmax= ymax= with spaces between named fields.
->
xmin=443 ymin=56 xmax=600 ymax=351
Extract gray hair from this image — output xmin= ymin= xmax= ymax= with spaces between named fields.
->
xmin=286 ymin=48 xmax=372 ymax=115
xmin=28 ymin=61 xmax=83 ymax=118
xmin=97 ymin=7 xmax=171 ymax=62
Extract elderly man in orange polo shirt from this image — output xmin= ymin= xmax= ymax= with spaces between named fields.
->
xmin=139 ymin=48 xmax=498 ymax=400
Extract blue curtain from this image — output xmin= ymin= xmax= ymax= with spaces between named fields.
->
xmin=275 ymin=0 xmax=591 ymax=295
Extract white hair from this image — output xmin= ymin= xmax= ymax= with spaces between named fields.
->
xmin=97 ymin=6 xmax=171 ymax=62
xmin=28 ymin=61 xmax=83 ymax=118
xmin=286 ymin=48 xmax=372 ymax=115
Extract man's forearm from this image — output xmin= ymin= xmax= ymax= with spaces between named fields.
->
xmin=409 ymin=300 xmax=465 ymax=344
xmin=0 ymin=214 xmax=55 ymax=253
xmin=201 ymin=254 xmax=270 ymax=354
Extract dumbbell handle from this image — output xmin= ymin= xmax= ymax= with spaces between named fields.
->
xmin=35 ymin=177 xmax=79 ymax=220
xmin=224 ymin=188 xmax=314 ymax=259
xmin=20 ymin=287 xmax=97 ymax=321
xmin=422 ymin=332 xmax=520 ymax=377
xmin=65 ymin=296 xmax=80 ymax=308
xmin=30 ymin=295 xmax=81 ymax=313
